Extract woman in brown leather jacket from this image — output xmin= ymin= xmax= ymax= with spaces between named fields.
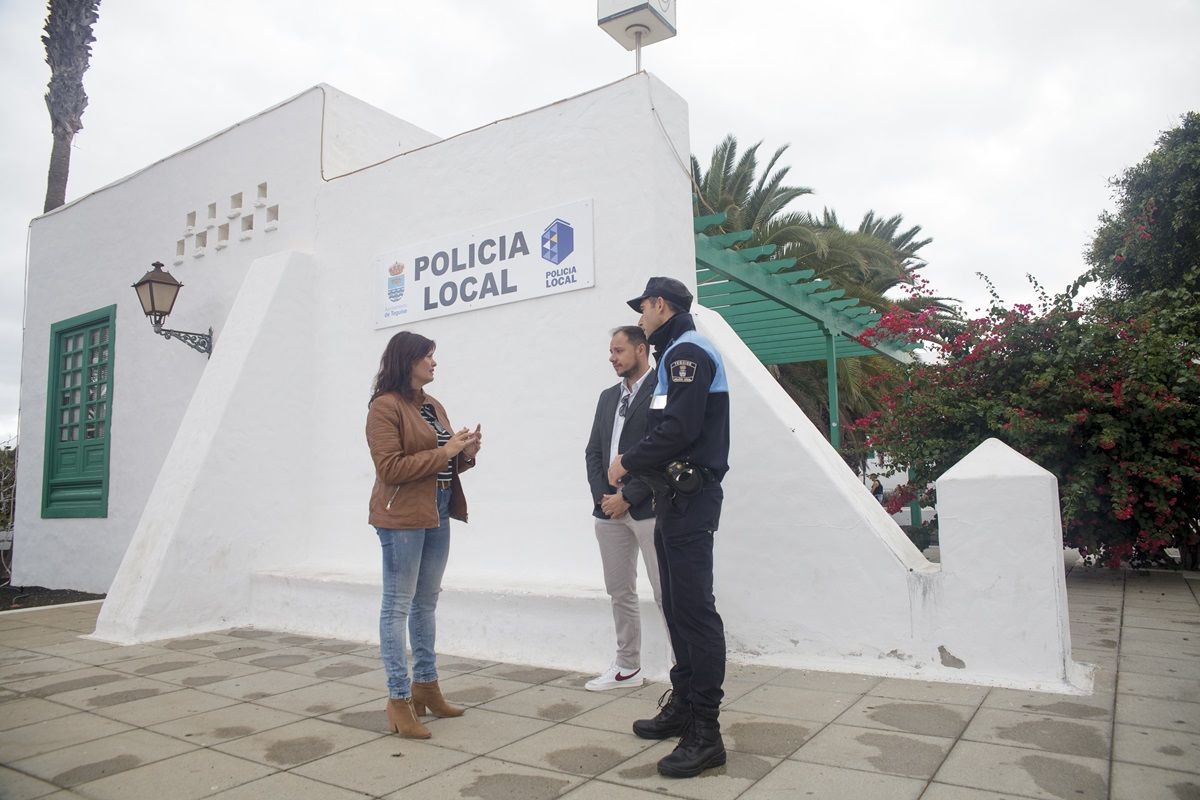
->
xmin=366 ymin=331 xmax=481 ymax=738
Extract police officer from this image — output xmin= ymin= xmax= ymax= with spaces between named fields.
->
xmin=607 ymin=276 xmax=730 ymax=779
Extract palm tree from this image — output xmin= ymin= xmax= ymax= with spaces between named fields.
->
xmin=691 ymin=134 xmax=951 ymax=449
xmin=42 ymin=0 xmax=101 ymax=213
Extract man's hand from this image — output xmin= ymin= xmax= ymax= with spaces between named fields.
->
xmin=600 ymin=492 xmax=630 ymax=519
xmin=607 ymin=455 xmax=627 ymax=488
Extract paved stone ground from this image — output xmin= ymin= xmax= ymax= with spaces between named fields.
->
xmin=0 ymin=568 xmax=1196 ymax=799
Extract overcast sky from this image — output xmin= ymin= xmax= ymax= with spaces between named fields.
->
xmin=1 ymin=0 xmax=1198 ymax=440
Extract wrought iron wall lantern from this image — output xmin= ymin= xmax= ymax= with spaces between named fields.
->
xmin=131 ymin=262 xmax=213 ymax=357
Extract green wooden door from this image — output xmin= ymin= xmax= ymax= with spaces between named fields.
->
xmin=42 ymin=306 xmax=115 ymax=518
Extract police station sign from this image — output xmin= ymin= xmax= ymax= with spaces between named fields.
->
xmin=373 ymin=199 xmax=594 ymax=328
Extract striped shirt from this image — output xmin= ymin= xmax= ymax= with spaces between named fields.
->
xmin=419 ymin=403 xmax=455 ymax=481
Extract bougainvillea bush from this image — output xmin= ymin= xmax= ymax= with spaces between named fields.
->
xmin=849 ymin=282 xmax=1200 ymax=567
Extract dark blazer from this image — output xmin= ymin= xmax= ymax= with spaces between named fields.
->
xmin=585 ymin=370 xmax=658 ymax=521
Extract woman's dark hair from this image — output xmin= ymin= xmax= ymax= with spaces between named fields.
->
xmin=370 ymin=331 xmax=435 ymax=404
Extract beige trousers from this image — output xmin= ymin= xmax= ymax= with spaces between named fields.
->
xmin=594 ymin=514 xmax=666 ymax=669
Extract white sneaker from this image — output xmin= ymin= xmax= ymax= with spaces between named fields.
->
xmin=585 ymin=663 xmax=643 ymax=691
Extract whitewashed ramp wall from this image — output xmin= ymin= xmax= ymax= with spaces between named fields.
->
xmin=88 ymin=74 xmax=1085 ymax=692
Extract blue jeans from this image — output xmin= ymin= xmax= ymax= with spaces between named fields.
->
xmin=376 ymin=487 xmax=452 ymax=699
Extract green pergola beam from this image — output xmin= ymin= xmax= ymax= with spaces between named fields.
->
xmin=694 ymin=212 xmax=727 ymax=232
xmin=706 ymin=230 xmax=754 ymax=249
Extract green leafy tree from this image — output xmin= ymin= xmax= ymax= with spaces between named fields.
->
xmin=851 ymin=284 xmax=1199 ymax=565
xmin=1087 ymin=112 xmax=1200 ymax=297
xmin=42 ymin=0 xmax=101 ymax=213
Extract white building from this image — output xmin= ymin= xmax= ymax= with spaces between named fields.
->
xmin=15 ymin=75 xmax=1087 ymax=692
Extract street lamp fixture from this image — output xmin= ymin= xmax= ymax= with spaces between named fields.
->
xmin=131 ymin=262 xmax=213 ymax=357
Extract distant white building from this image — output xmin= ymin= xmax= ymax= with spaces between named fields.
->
xmin=14 ymin=75 xmax=1087 ymax=692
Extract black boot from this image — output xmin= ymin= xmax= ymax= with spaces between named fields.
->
xmin=632 ymin=689 xmax=692 ymax=739
xmin=656 ymin=716 xmax=726 ymax=778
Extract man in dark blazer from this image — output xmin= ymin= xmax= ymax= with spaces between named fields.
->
xmin=583 ymin=325 xmax=666 ymax=691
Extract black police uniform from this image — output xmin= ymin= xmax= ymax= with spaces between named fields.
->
xmin=621 ymin=311 xmax=730 ymax=721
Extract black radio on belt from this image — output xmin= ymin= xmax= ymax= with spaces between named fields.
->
xmin=664 ymin=461 xmax=706 ymax=496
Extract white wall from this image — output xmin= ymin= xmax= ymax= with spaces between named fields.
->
xmin=14 ymin=87 xmax=327 ymax=592
xmin=82 ymin=74 xmax=1084 ymax=692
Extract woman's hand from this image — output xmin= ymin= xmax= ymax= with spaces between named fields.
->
xmin=462 ymin=424 xmax=482 ymax=459
xmin=443 ymin=427 xmax=475 ymax=457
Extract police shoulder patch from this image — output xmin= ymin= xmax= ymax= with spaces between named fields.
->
xmin=670 ymin=359 xmax=697 ymax=383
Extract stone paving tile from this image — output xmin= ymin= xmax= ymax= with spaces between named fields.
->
xmin=473 ymin=662 xmax=572 ymax=685
xmin=980 ymin=687 xmax=1114 ymax=720
xmin=737 ymin=759 xmax=926 ymax=800
xmin=8 ymin=728 xmax=196 ymax=788
xmin=52 ymin=676 xmax=181 ymax=713
xmin=436 ymin=673 xmax=542 ymax=708
xmin=63 ymin=644 xmax=177 ymax=667
xmin=765 ymin=668 xmax=881 ymax=694
xmin=20 ymin=639 xmax=113 ymax=659
xmin=0 ymin=696 xmax=77 ymax=731
xmin=191 ymin=667 xmax=322 ymax=701
xmin=232 ymin=646 xmax=327 ymax=671
xmin=0 ymin=764 xmax=61 ymax=800
xmin=1117 ymin=670 xmax=1200 ymax=702
xmin=249 ymin=677 xmax=383 ymax=717
xmin=1122 ymin=614 xmax=1200 ymax=633
xmin=147 ymin=658 xmax=265 ymax=690
xmin=149 ymin=702 xmax=306 ymax=746
xmin=1071 ymin=630 xmax=1121 ymax=651
xmin=282 ymin=653 xmax=380 ymax=681
xmin=1116 ymin=693 xmax=1200 ymax=734
xmin=156 ymin=634 xmax=247 ymax=652
xmin=102 ymin=652 xmax=213 ymax=678
xmin=0 ymin=656 xmax=89 ymax=683
xmin=921 ymin=783 xmax=1048 ymax=799
xmin=835 ymin=694 xmax=973 ymax=740
xmin=489 ymin=722 xmax=654 ymax=778
xmin=1118 ymin=652 xmax=1200 ymax=678
xmin=433 ymin=655 xmax=496 ymax=673
xmin=292 ymin=736 xmax=473 ymax=796
xmin=718 ymin=709 xmax=818 ymax=758
xmin=560 ymin=779 xmax=668 ymax=799
xmin=90 ymin=686 xmax=237 ymax=727
xmin=1109 ymin=761 xmax=1200 ymax=799
xmin=788 ymin=722 xmax=953 ymax=780
xmin=597 ymin=738 xmax=778 ymax=800
xmin=723 ymin=684 xmax=860 ymax=723
xmin=329 ymin=666 xmax=389 ymax=692
xmin=208 ymin=770 xmax=373 ymax=800
xmin=0 ymin=713 xmax=134 ymax=763
xmin=933 ymin=740 xmax=1107 ymax=800
xmin=562 ymin=695 xmax=655 ymax=736
xmin=3 ymin=666 xmax=126 ymax=697
xmin=477 ymin=683 xmax=616 ymax=723
xmin=1113 ymin=722 xmax=1200 ymax=774
xmin=420 ymin=707 xmax=557 ymax=755
xmin=866 ymin=678 xmax=990 ymax=707
xmin=384 ymin=754 xmax=583 ymax=799
xmin=722 ymin=662 xmax=786 ymax=686
xmin=211 ymin=717 xmax=380 ymax=768
xmin=69 ymin=748 xmax=274 ymax=800
xmin=960 ymin=707 xmax=1111 ymax=759
xmin=312 ymin=699 xmax=392 ymax=735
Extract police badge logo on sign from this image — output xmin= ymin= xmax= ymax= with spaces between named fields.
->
xmin=670 ymin=360 xmax=697 ymax=383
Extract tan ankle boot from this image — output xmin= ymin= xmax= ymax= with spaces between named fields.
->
xmin=411 ymin=680 xmax=465 ymax=717
xmin=386 ymin=697 xmax=431 ymax=738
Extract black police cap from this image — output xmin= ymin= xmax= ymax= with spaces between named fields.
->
xmin=626 ymin=276 xmax=694 ymax=312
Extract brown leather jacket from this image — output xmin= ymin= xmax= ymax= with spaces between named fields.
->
xmin=366 ymin=390 xmax=473 ymax=529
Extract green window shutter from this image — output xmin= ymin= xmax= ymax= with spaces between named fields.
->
xmin=42 ymin=305 xmax=116 ymax=518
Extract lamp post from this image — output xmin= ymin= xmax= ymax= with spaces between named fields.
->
xmin=131 ymin=262 xmax=213 ymax=357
